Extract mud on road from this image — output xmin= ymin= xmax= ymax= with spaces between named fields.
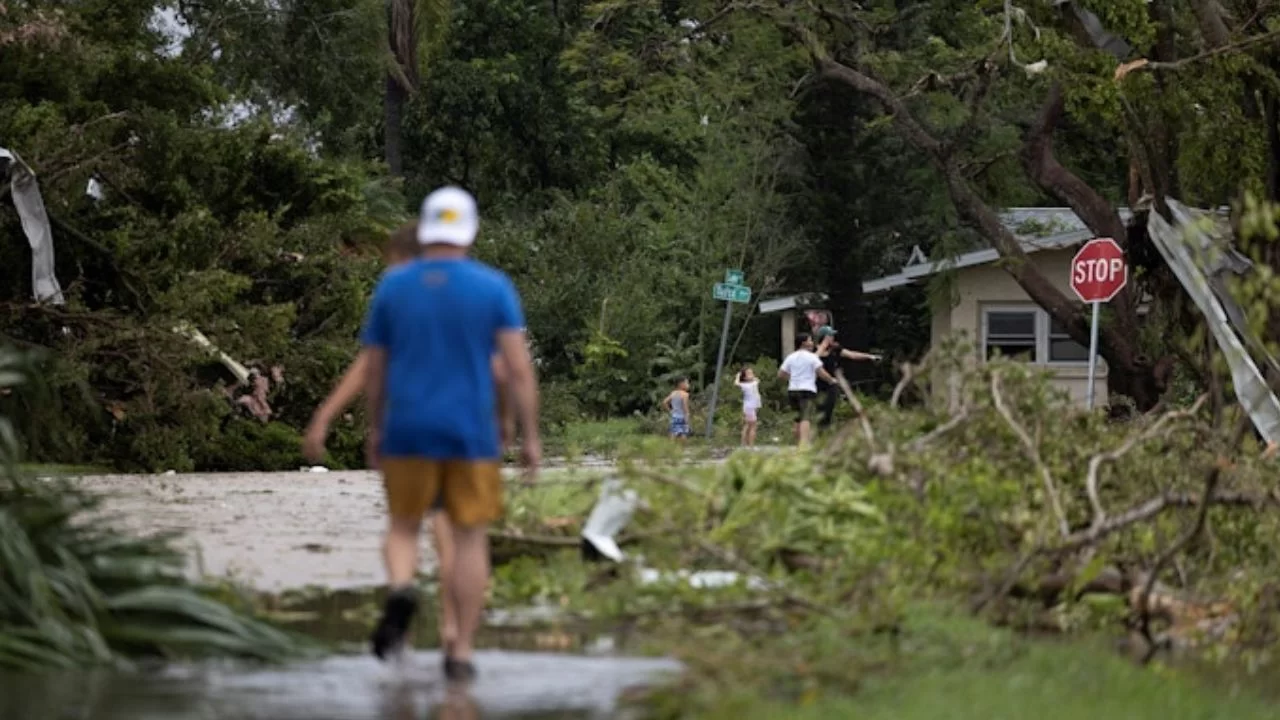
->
xmin=76 ymin=470 xmax=404 ymax=592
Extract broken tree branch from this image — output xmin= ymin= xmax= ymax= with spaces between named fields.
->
xmin=1136 ymin=411 xmax=1251 ymax=661
xmin=1115 ymin=29 xmax=1280 ymax=81
xmin=1084 ymin=394 xmax=1208 ymax=530
xmin=906 ymin=399 xmax=970 ymax=453
xmin=1136 ymin=460 xmax=1221 ymax=662
xmin=991 ymin=371 xmax=1070 ymax=537
xmin=973 ymin=485 xmax=1280 ymax=612
xmin=890 ymin=361 xmax=919 ymax=408
xmin=836 ymin=370 xmax=876 ymax=450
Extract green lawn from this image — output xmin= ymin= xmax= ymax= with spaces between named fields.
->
xmin=654 ymin=608 xmax=1278 ymax=720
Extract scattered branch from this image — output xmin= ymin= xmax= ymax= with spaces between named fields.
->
xmin=694 ymin=538 xmax=832 ymax=616
xmin=1135 ymin=413 xmax=1252 ymax=661
xmin=835 ymin=370 xmax=877 ymax=450
xmin=890 ymin=361 xmax=918 ymax=408
xmin=1084 ymin=395 xmax=1207 ymax=530
xmin=1136 ymin=462 xmax=1221 ymax=662
xmin=1114 ymin=29 xmax=1280 ymax=82
xmin=990 ymin=371 xmax=1069 ymax=537
xmin=906 ymin=400 xmax=970 ymax=453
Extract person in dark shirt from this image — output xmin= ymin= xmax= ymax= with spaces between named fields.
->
xmin=813 ymin=325 xmax=881 ymax=431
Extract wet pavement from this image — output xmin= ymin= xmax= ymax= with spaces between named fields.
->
xmin=0 ymin=650 xmax=682 ymax=719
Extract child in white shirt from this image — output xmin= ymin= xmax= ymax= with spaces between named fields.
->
xmin=736 ymin=366 xmax=761 ymax=447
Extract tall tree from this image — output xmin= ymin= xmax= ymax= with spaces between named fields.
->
xmin=739 ymin=0 xmax=1280 ymax=409
xmin=384 ymin=0 xmax=449 ymax=176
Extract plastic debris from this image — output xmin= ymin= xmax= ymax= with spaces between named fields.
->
xmin=637 ymin=568 xmax=768 ymax=591
xmin=580 ymin=477 xmax=639 ymax=563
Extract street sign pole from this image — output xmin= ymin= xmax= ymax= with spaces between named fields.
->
xmin=705 ymin=300 xmax=733 ymax=439
xmin=1085 ymin=301 xmax=1101 ymax=410
xmin=706 ymin=271 xmax=750 ymax=438
xmin=1069 ymin=237 xmax=1127 ymax=412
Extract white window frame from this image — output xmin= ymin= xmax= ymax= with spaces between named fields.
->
xmin=980 ymin=304 xmax=1089 ymax=367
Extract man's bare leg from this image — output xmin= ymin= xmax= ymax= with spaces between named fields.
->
xmin=448 ymin=523 xmax=491 ymax=665
xmin=372 ymin=515 xmax=422 ymax=659
xmin=797 ymin=419 xmax=811 ymax=447
xmin=384 ymin=515 xmax=421 ymax=587
xmin=431 ymin=512 xmax=458 ymax=654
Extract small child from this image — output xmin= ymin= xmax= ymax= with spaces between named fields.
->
xmin=736 ymin=367 xmax=760 ymax=447
xmin=662 ymin=377 xmax=692 ymax=443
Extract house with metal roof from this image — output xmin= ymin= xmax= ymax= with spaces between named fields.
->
xmin=758 ymin=207 xmax=1138 ymax=406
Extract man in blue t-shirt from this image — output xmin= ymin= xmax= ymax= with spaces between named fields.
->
xmin=361 ymin=186 xmax=540 ymax=681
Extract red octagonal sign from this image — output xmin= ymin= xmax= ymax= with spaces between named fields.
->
xmin=1070 ymin=237 xmax=1128 ymax=303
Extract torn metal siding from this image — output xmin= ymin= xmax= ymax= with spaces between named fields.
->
xmin=1148 ymin=200 xmax=1280 ymax=444
xmin=1 ymin=147 xmax=64 ymax=304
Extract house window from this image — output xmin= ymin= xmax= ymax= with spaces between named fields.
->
xmin=981 ymin=305 xmax=1089 ymax=365
xmin=983 ymin=310 xmax=1037 ymax=361
xmin=1048 ymin=318 xmax=1090 ymax=363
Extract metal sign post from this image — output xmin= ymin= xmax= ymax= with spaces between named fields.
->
xmin=1085 ymin=301 xmax=1101 ymax=410
xmin=705 ymin=271 xmax=750 ymax=438
xmin=1069 ymin=238 xmax=1128 ymax=411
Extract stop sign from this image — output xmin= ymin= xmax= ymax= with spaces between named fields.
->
xmin=1070 ymin=237 xmax=1128 ymax=303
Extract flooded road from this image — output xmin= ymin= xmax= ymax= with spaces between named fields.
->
xmin=5 ymin=466 xmax=691 ymax=719
xmin=0 ymin=650 xmax=681 ymax=719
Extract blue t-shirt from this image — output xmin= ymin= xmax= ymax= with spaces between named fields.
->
xmin=360 ymin=257 xmax=525 ymax=460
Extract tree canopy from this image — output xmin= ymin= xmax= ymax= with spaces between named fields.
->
xmin=3 ymin=0 xmax=1278 ymax=468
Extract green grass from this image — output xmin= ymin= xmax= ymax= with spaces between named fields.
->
xmin=674 ymin=608 xmax=1278 ymax=720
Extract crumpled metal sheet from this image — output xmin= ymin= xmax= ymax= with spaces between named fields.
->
xmin=1148 ymin=200 xmax=1280 ymax=444
xmin=1053 ymin=0 xmax=1132 ymax=60
xmin=1 ymin=147 xmax=64 ymax=304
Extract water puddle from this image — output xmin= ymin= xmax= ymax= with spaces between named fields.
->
xmin=0 ymin=587 xmax=680 ymax=719
xmin=0 ymin=650 xmax=681 ymax=719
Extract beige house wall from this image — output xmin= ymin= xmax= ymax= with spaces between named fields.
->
xmin=934 ymin=247 xmax=1108 ymax=407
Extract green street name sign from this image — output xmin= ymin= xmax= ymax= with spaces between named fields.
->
xmin=725 ymin=269 xmax=745 ymax=285
xmin=713 ymin=283 xmax=751 ymax=304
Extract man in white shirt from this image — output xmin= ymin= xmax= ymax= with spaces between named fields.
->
xmin=778 ymin=333 xmax=838 ymax=447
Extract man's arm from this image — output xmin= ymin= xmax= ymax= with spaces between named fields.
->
xmin=363 ymin=347 xmax=388 ymax=466
xmin=492 ymin=355 xmax=516 ymax=446
xmin=303 ymin=350 xmax=371 ymax=462
xmin=814 ymin=357 xmax=837 ymax=386
xmin=358 ymin=282 xmax=391 ymax=468
xmin=312 ymin=351 xmax=369 ymax=427
xmin=496 ymin=329 xmax=540 ymax=474
xmin=840 ymin=348 xmax=881 ymax=362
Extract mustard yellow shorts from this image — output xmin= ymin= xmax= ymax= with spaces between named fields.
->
xmin=379 ymin=458 xmax=503 ymax=528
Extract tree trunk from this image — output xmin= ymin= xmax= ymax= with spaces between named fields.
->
xmin=384 ymin=74 xmax=407 ymax=177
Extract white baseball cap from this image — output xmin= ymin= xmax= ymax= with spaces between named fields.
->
xmin=418 ymin=186 xmax=479 ymax=247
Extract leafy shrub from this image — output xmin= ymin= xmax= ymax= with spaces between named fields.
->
xmin=0 ymin=348 xmax=312 ymax=669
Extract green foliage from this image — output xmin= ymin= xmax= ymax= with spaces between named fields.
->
xmin=490 ymin=345 xmax=1280 ymax=714
xmin=0 ymin=0 xmax=405 ymax=471
xmin=0 ymin=349 xmax=312 ymax=669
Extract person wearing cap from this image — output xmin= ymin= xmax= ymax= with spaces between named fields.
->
xmin=361 ymin=186 xmax=540 ymax=682
xmin=814 ymin=325 xmax=881 ymax=432
xmin=299 ymin=219 xmax=515 ymax=674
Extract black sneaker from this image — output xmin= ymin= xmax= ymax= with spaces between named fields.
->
xmin=370 ymin=586 xmax=418 ymax=660
xmin=443 ymin=656 xmax=477 ymax=683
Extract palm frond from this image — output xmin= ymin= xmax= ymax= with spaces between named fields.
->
xmin=0 ymin=346 xmax=315 ymax=670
